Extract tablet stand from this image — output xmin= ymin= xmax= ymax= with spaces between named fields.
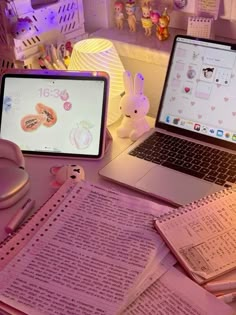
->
xmin=104 ymin=129 xmax=113 ymax=153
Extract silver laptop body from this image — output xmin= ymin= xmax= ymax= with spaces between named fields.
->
xmin=99 ymin=35 xmax=236 ymax=206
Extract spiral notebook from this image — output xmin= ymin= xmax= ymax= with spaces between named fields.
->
xmin=154 ymin=186 xmax=236 ymax=284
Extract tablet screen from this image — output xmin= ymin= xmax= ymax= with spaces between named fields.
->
xmin=0 ymin=70 xmax=109 ymax=159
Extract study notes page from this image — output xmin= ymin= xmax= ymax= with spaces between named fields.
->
xmin=0 ymin=181 xmax=172 ymax=315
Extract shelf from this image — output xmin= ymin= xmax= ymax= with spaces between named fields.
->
xmin=90 ymin=27 xmax=187 ymax=66
xmin=89 ymin=26 xmax=232 ymax=66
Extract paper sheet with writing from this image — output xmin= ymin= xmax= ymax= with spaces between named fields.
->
xmin=122 ymin=266 xmax=234 ymax=315
xmin=196 ymin=0 xmax=220 ymax=19
xmin=119 ymin=251 xmax=176 ymax=313
xmin=154 ymin=188 xmax=236 ymax=282
xmin=0 ymin=181 xmax=173 ymax=315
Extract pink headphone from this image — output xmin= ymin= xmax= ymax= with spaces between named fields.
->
xmin=0 ymin=139 xmax=29 ymax=209
xmin=0 ymin=139 xmax=25 ymax=168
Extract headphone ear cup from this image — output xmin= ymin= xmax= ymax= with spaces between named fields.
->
xmin=0 ymin=139 xmax=25 ymax=168
xmin=0 ymin=139 xmax=29 ymax=209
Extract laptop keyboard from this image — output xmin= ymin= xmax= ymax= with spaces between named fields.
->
xmin=129 ymin=132 xmax=236 ymax=188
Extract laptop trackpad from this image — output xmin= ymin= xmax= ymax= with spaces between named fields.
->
xmin=135 ymin=165 xmax=221 ymax=206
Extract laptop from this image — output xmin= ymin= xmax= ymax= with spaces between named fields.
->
xmin=99 ymin=35 xmax=236 ymax=206
xmin=0 ymin=69 xmax=109 ymax=159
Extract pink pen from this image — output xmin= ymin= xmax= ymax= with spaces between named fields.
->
xmin=5 ymin=198 xmax=35 ymax=234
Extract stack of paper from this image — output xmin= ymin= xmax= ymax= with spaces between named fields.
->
xmin=0 ymin=180 xmax=174 ymax=315
xmin=123 ymin=266 xmax=234 ymax=315
xmin=0 ymin=180 xmax=234 ymax=315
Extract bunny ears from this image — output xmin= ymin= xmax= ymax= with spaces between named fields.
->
xmin=123 ymin=70 xmax=145 ymax=96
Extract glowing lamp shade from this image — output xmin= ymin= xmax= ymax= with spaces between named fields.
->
xmin=68 ymin=38 xmax=125 ymax=125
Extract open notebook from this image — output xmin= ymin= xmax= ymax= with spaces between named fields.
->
xmin=0 ymin=180 xmax=234 ymax=315
xmin=0 ymin=180 xmax=172 ymax=315
xmin=154 ymin=186 xmax=236 ymax=284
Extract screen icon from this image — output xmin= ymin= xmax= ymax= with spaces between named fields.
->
xmin=217 ymin=130 xmax=223 ymax=137
xmin=201 ymin=126 xmax=208 ymax=133
xmin=173 ymin=118 xmax=180 ymax=125
xmin=194 ymin=124 xmax=201 ymax=131
xmin=209 ymin=128 xmax=215 ymax=134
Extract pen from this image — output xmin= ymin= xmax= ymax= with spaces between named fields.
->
xmin=50 ymin=43 xmax=58 ymax=63
xmin=52 ymin=62 xmax=60 ymax=70
xmin=205 ymin=280 xmax=236 ymax=292
xmin=5 ymin=198 xmax=35 ymax=234
xmin=55 ymin=59 xmax=67 ymax=70
xmin=217 ymin=292 xmax=236 ymax=304
xmin=38 ymin=57 xmax=47 ymax=69
xmin=63 ymin=55 xmax=71 ymax=67
xmin=42 ymin=57 xmax=54 ymax=70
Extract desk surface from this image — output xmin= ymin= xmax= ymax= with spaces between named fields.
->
xmin=1 ymin=116 xmax=236 ymax=313
xmin=0 ymin=116 xmax=157 ymax=243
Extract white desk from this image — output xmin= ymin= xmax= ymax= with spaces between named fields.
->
xmin=1 ymin=116 xmax=236 ymax=312
xmin=0 ymin=116 xmax=158 ymax=243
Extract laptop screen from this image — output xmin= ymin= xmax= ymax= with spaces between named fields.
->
xmin=157 ymin=35 xmax=236 ymax=149
xmin=0 ymin=70 xmax=109 ymax=159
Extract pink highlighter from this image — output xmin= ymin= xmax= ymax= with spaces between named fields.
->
xmin=5 ymin=198 xmax=35 ymax=234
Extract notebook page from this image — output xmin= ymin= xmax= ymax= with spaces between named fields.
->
xmin=0 ymin=180 xmax=76 ymax=270
xmin=120 ymin=252 xmax=176 ymax=313
xmin=122 ymin=266 xmax=234 ymax=315
xmin=0 ymin=181 xmax=170 ymax=315
xmin=154 ymin=188 xmax=236 ymax=282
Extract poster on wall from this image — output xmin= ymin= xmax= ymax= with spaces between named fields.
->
xmin=195 ymin=0 xmax=220 ymax=19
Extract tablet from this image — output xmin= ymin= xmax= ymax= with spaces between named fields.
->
xmin=0 ymin=69 xmax=109 ymax=159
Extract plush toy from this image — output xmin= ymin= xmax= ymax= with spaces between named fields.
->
xmin=156 ymin=8 xmax=170 ymax=41
xmin=50 ymin=164 xmax=85 ymax=188
xmin=117 ymin=71 xmax=150 ymax=141
xmin=11 ymin=17 xmax=35 ymax=40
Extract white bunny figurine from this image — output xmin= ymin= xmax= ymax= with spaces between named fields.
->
xmin=117 ymin=71 xmax=150 ymax=141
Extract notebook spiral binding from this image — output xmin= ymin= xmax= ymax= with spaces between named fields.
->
xmin=0 ymin=180 xmax=76 ymax=253
xmin=156 ymin=186 xmax=236 ymax=223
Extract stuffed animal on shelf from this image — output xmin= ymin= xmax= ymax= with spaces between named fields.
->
xmin=141 ymin=2 xmax=153 ymax=36
xmin=11 ymin=17 xmax=35 ymax=40
xmin=114 ymin=1 xmax=125 ymax=30
xmin=156 ymin=7 xmax=170 ymax=41
xmin=117 ymin=71 xmax=150 ymax=141
xmin=50 ymin=164 xmax=85 ymax=188
xmin=125 ymin=1 xmax=137 ymax=32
